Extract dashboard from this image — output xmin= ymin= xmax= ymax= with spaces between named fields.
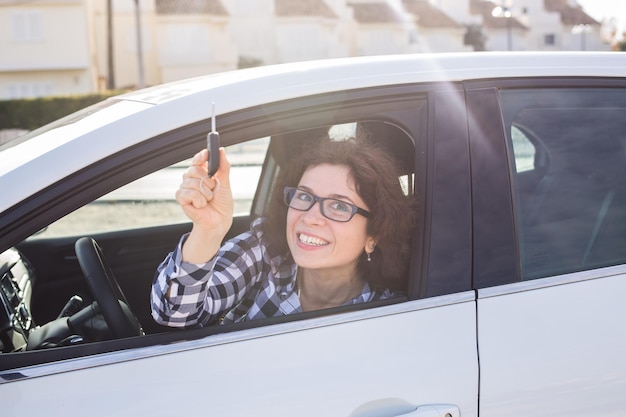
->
xmin=0 ymin=248 xmax=34 ymax=352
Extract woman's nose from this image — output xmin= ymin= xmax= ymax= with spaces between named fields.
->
xmin=301 ymin=201 xmax=326 ymax=225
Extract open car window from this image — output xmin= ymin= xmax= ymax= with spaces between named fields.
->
xmin=30 ymin=137 xmax=270 ymax=239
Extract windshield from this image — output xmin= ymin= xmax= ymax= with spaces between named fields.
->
xmin=0 ymin=100 xmax=118 ymax=152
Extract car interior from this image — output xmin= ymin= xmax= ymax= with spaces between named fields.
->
xmin=0 ymin=118 xmax=417 ymax=370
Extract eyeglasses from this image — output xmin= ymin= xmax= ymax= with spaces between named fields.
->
xmin=283 ymin=186 xmax=370 ymax=222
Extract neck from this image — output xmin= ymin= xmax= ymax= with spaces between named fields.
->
xmin=298 ymin=268 xmax=364 ymax=312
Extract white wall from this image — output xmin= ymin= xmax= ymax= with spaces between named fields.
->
xmin=157 ymin=17 xmax=238 ymax=82
xmin=0 ymin=1 xmax=97 ymax=98
xmin=418 ymin=28 xmax=472 ymax=52
xmin=222 ymin=0 xmax=276 ymax=66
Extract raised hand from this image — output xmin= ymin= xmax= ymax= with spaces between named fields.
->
xmin=176 ymin=148 xmax=234 ymax=263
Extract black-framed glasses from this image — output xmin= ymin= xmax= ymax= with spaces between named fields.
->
xmin=283 ymin=187 xmax=370 ymax=222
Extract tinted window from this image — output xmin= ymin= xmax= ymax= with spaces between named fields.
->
xmin=502 ymin=88 xmax=626 ymax=280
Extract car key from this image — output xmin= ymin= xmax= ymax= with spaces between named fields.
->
xmin=207 ymin=102 xmax=220 ymax=177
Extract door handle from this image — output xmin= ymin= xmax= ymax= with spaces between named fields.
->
xmin=397 ymin=404 xmax=460 ymax=417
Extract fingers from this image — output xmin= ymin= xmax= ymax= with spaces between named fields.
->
xmin=216 ymin=147 xmax=230 ymax=176
xmin=177 ymin=148 xmax=229 ymax=210
xmin=186 ymin=148 xmax=230 ymax=178
xmin=186 ymin=149 xmax=208 ymax=179
xmin=199 ymin=176 xmax=220 ymax=198
xmin=191 ymin=148 xmax=209 ymax=167
xmin=175 ymin=182 xmax=206 ymax=209
xmin=176 ymin=177 xmax=218 ymax=209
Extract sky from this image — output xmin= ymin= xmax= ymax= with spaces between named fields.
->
xmin=576 ymin=0 xmax=625 ymax=30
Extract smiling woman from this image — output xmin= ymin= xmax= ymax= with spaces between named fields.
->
xmin=151 ymin=132 xmax=416 ymax=326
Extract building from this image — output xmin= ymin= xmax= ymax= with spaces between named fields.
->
xmin=402 ymin=0 xmax=471 ymax=52
xmin=0 ymin=1 xmax=98 ymax=99
xmin=0 ymin=0 xmax=610 ymax=100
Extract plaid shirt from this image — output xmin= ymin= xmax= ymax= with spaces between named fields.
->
xmin=151 ymin=218 xmax=396 ymax=327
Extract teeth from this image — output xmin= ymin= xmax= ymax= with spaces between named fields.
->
xmin=298 ymin=233 xmax=328 ymax=246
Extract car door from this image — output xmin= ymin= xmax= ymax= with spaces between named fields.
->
xmin=469 ymin=81 xmax=626 ymax=416
xmin=1 ymin=84 xmax=478 ymax=417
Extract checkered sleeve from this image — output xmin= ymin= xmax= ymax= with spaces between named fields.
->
xmin=151 ymin=229 xmax=266 ymax=328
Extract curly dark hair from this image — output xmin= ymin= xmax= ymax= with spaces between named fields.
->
xmin=262 ymin=134 xmax=416 ymax=291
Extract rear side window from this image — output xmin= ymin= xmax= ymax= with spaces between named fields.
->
xmin=501 ymin=88 xmax=626 ymax=280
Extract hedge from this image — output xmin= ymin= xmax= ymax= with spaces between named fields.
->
xmin=0 ymin=91 xmax=125 ymax=131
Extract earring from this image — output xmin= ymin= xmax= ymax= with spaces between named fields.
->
xmin=367 ymin=251 xmax=372 ymax=262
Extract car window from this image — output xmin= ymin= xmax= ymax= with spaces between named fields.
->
xmin=502 ymin=88 xmax=626 ymax=280
xmin=510 ymin=126 xmax=536 ymax=173
xmin=32 ymin=137 xmax=269 ymax=238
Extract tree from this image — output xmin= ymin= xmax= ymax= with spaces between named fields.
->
xmin=238 ymin=56 xmax=264 ymax=69
xmin=464 ymin=24 xmax=487 ymax=51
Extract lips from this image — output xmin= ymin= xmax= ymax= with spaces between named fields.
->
xmin=297 ymin=232 xmax=329 ymax=247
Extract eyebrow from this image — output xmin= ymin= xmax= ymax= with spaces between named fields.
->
xmin=297 ymin=185 xmax=358 ymax=205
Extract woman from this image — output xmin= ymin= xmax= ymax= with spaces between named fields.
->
xmin=151 ymin=135 xmax=415 ymax=326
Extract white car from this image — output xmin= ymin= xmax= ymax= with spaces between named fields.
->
xmin=1 ymin=52 xmax=626 ymax=417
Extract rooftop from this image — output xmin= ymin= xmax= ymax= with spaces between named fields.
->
xmin=155 ymin=0 xmax=228 ymax=15
xmin=349 ymin=2 xmax=406 ymax=24
xmin=402 ymin=0 xmax=462 ymax=29
xmin=544 ymin=0 xmax=600 ymax=26
xmin=276 ymin=0 xmax=337 ymax=18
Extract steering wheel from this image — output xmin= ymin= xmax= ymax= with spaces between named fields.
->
xmin=75 ymin=237 xmax=144 ymax=339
